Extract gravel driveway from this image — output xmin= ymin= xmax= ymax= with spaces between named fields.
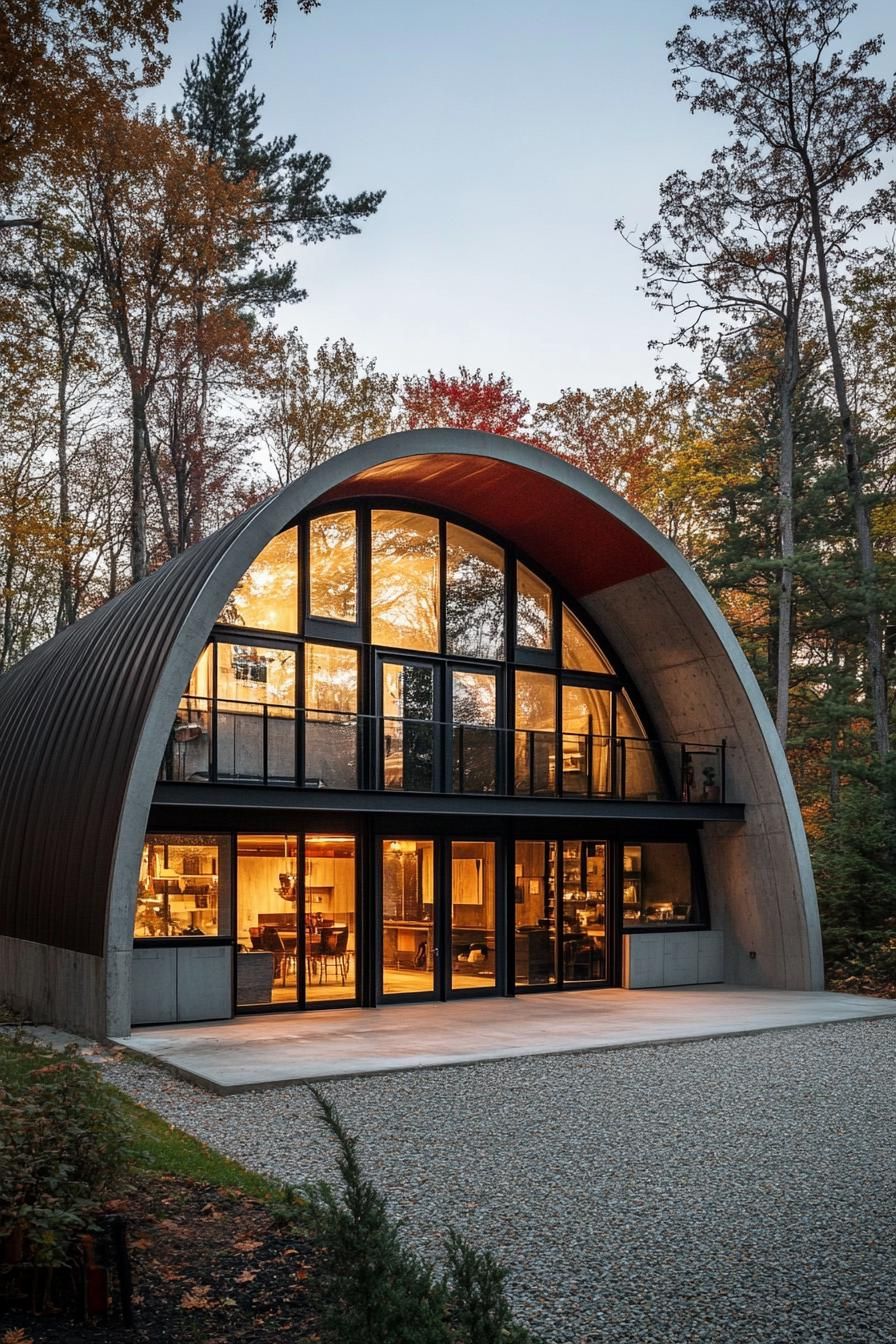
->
xmin=101 ymin=1017 xmax=896 ymax=1344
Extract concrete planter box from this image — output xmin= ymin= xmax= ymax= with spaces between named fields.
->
xmin=132 ymin=944 xmax=233 ymax=1024
xmin=623 ymin=930 xmax=723 ymax=989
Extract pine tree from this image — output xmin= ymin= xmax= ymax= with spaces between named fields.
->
xmin=174 ymin=4 xmax=385 ymax=312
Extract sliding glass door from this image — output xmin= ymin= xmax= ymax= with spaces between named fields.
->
xmin=235 ymin=833 xmax=358 ymax=1011
xmin=380 ymin=837 xmax=499 ymax=1000
xmin=514 ymin=838 xmax=611 ymax=989
xmin=381 ymin=838 xmax=437 ymax=996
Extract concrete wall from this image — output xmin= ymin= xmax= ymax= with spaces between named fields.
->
xmin=586 ymin=569 xmax=823 ymax=991
xmin=0 ymin=935 xmax=107 ymax=1036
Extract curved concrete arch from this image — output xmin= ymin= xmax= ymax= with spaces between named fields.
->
xmin=0 ymin=428 xmax=823 ymax=1036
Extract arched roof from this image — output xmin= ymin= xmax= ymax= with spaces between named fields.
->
xmin=0 ymin=428 xmax=823 ymax=1033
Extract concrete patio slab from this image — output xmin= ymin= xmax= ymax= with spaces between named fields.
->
xmin=114 ymin=985 xmax=896 ymax=1093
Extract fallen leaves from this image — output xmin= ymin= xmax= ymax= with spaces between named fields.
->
xmin=232 ymin=1237 xmax=263 ymax=1253
xmin=2 ymin=1330 xmax=34 ymax=1344
xmin=180 ymin=1285 xmax=213 ymax=1310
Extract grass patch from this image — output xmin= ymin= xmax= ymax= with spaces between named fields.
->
xmin=116 ymin=1088 xmax=289 ymax=1202
xmin=0 ymin=1030 xmax=291 ymax=1206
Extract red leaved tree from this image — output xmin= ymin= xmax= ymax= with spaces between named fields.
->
xmin=400 ymin=367 xmax=533 ymax=439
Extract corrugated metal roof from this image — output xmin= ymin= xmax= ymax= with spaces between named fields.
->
xmin=0 ymin=503 xmax=265 ymax=954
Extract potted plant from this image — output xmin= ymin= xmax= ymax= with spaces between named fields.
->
xmin=702 ymin=764 xmax=720 ymax=803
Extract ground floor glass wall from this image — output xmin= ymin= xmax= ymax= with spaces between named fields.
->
xmin=381 ymin=839 xmax=436 ymax=996
xmin=513 ymin=841 xmax=607 ymax=987
xmin=135 ymin=835 xmax=231 ymax=938
xmin=133 ymin=823 xmax=704 ymax=1019
xmin=235 ymin=833 xmax=357 ymax=1008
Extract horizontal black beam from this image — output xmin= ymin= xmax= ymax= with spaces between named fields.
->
xmin=152 ymin=782 xmax=744 ymax=825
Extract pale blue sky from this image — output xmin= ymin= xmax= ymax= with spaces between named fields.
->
xmin=156 ymin=0 xmax=896 ymax=404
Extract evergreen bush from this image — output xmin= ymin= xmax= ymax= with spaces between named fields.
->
xmin=299 ymin=1087 xmax=540 ymax=1344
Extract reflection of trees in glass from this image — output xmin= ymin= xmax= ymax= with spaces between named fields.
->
xmin=218 ymin=643 xmax=296 ymax=705
xmin=452 ymin=672 xmax=496 ymax=725
xmin=452 ymin=674 xmax=498 ymax=793
xmin=516 ymin=563 xmax=552 ymax=649
xmin=382 ymin=664 xmax=435 ymax=791
xmin=305 ymin=644 xmax=357 ymax=713
xmin=514 ymin=670 xmax=556 ymax=729
xmin=309 ymin=512 xmax=357 ymax=621
xmin=371 ymin=511 xmax=439 ymax=652
xmin=219 ymin=528 xmax=299 ymax=633
xmin=446 ymin=525 xmax=504 ymax=660
xmin=561 ymin=606 xmax=612 ymax=674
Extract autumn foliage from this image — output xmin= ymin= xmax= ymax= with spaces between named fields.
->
xmin=401 ymin=367 xmax=533 ymax=439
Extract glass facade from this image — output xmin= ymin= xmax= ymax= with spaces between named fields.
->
xmin=616 ymin=691 xmax=662 ymax=800
xmin=514 ymin=670 xmax=556 ymax=795
xmin=381 ymin=661 xmax=437 ymax=791
xmin=192 ymin=500 xmax=707 ymax=805
xmin=451 ymin=841 xmax=496 ymax=990
xmin=514 ymin=841 xmax=558 ymax=986
xmin=371 ymin=509 xmax=440 ymax=651
xmin=446 ymin=524 xmax=505 ymax=661
xmin=234 ymin=833 xmax=357 ymax=1006
xmin=560 ymin=841 xmax=607 ymax=981
xmin=308 ymin=512 xmax=357 ymax=622
xmin=382 ymin=839 xmax=436 ymax=996
xmin=516 ymin=562 xmax=552 ymax=650
xmin=562 ymin=605 xmax=612 ymax=674
xmin=216 ymin=642 xmax=296 ymax=783
xmin=451 ymin=670 xmax=498 ymax=793
xmin=219 ymin=529 xmax=299 ymax=634
xmin=305 ymin=643 xmax=358 ymax=788
xmin=562 ymin=684 xmax=612 ymax=795
xmin=622 ymin=843 xmax=695 ymax=925
xmin=142 ymin=500 xmax=713 ymax=1015
xmin=134 ymin=835 xmax=231 ymax=939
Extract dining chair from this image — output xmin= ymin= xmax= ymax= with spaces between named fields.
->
xmin=318 ymin=926 xmax=349 ymax=985
xmin=260 ymin=925 xmax=291 ymax=984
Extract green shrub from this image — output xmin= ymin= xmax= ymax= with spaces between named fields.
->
xmin=444 ymin=1230 xmax=536 ymax=1344
xmin=299 ymin=1086 xmax=540 ymax=1344
xmin=0 ymin=1035 xmax=130 ymax=1272
xmin=825 ymin=920 xmax=896 ymax=998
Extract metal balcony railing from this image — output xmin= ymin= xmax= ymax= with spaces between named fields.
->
xmin=159 ymin=695 xmax=727 ymax=804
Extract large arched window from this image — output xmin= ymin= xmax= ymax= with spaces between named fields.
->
xmin=168 ymin=503 xmax=671 ymax=801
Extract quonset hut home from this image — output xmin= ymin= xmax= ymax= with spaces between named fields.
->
xmin=0 ymin=429 xmax=823 ymax=1038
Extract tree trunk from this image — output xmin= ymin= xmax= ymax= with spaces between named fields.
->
xmin=806 ymin=182 xmax=889 ymax=759
xmin=1 ymin=549 xmax=15 ymax=672
xmin=775 ymin=317 xmax=799 ymax=745
xmin=192 ymin=297 xmax=208 ymax=545
xmin=143 ymin=408 xmax=177 ymax=560
xmin=56 ymin=351 xmax=76 ymax=630
xmin=130 ymin=392 xmax=148 ymax=582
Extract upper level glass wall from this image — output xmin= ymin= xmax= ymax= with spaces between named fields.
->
xmin=562 ymin=606 xmax=613 ymax=674
xmin=217 ymin=642 xmax=296 ymax=707
xmin=616 ymin=690 xmax=662 ymax=799
xmin=371 ymin=510 xmax=440 ymax=652
xmin=305 ymin=643 xmax=358 ymax=789
xmin=308 ymin=511 xmax=357 ymax=623
xmin=181 ymin=501 xmax=697 ymax=800
xmin=214 ymin=506 xmax=620 ymax=681
xmin=220 ymin=528 xmax=299 ymax=634
xmin=446 ymin=524 xmax=504 ymax=661
xmin=516 ymin=563 xmax=552 ymax=651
